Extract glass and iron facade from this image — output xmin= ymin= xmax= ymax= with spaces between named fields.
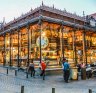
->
xmin=0 ymin=5 xmax=96 ymax=69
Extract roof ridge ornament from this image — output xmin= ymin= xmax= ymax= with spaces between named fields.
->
xmin=63 ymin=8 xmax=66 ymax=12
xmin=42 ymin=1 xmax=44 ymax=6
xmin=21 ymin=13 xmax=24 ymax=16
xmin=83 ymin=11 xmax=86 ymax=20
xmin=74 ymin=12 xmax=76 ymax=15
xmin=53 ymin=4 xmax=54 ymax=9
xmin=14 ymin=17 xmax=16 ymax=20
xmin=30 ymin=8 xmax=33 ymax=12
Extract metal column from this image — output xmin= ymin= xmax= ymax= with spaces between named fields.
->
xmin=9 ymin=32 xmax=12 ymax=66
xmin=38 ymin=19 xmax=42 ymax=63
xmin=27 ymin=25 xmax=30 ymax=66
xmin=83 ymin=31 xmax=87 ymax=65
xmin=17 ymin=28 xmax=20 ymax=67
xmin=61 ymin=24 xmax=64 ymax=59
xmin=3 ymin=34 xmax=6 ymax=66
xmin=72 ymin=30 xmax=77 ymax=65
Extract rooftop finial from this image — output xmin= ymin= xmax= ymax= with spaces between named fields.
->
xmin=53 ymin=4 xmax=54 ymax=9
xmin=42 ymin=1 xmax=44 ymax=6
xmin=83 ymin=11 xmax=85 ymax=17
xmin=31 ymin=8 xmax=33 ymax=11
xmin=3 ymin=17 xmax=5 ymax=24
xmin=74 ymin=12 xmax=76 ymax=15
xmin=14 ymin=17 xmax=15 ymax=20
xmin=64 ymin=8 xmax=66 ymax=12
xmin=21 ymin=13 xmax=23 ymax=16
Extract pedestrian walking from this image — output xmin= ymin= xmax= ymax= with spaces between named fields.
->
xmin=62 ymin=58 xmax=70 ymax=83
xmin=28 ymin=59 xmax=35 ymax=77
xmin=40 ymin=59 xmax=46 ymax=80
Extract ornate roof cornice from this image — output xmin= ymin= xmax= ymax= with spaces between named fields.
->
xmin=0 ymin=15 xmax=95 ymax=35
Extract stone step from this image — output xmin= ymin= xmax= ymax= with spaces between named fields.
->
xmin=45 ymin=68 xmax=62 ymax=75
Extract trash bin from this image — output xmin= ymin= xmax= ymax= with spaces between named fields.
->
xmin=70 ymin=67 xmax=78 ymax=80
xmin=81 ymin=68 xmax=86 ymax=80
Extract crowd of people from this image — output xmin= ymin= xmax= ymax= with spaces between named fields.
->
xmin=61 ymin=57 xmax=96 ymax=82
xmin=26 ymin=57 xmax=96 ymax=82
xmin=27 ymin=59 xmax=46 ymax=80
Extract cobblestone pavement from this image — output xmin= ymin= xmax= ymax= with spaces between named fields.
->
xmin=0 ymin=67 xmax=96 ymax=93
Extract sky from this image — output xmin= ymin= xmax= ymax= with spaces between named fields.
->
xmin=0 ymin=0 xmax=96 ymax=23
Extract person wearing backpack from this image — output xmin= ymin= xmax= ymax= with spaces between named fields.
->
xmin=62 ymin=58 xmax=70 ymax=83
xmin=40 ymin=59 xmax=46 ymax=80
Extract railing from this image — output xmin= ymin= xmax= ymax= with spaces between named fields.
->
xmin=0 ymin=66 xmax=96 ymax=93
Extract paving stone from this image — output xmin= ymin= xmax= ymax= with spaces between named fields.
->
xmin=0 ymin=67 xmax=96 ymax=93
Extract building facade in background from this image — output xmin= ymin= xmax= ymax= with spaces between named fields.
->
xmin=0 ymin=4 xmax=96 ymax=69
xmin=91 ymin=13 xmax=96 ymax=19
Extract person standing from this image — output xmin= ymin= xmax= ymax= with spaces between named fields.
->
xmin=40 ymin=59 xmax=46 ymax=80
xmin=81 ymin=63 xmax=85 ymax=68
xmin=62 ymin=58 xmax=70 ymax=83
xmin=81 ymin=62 xmax=86 ymax=80
xmin=77 ymin=63 xmax=81 ymax=72
xmin=28 ymin=59 xmax=35 ymax=77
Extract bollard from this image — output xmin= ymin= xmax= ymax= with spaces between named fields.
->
xmin=21 ymin=86 xmax=24 ymax=93
xmin=7 ymin=68 xmax=8 ymax=74
xmin=15 ymin=70 xmax=17 ymax=76
xmin=89 ymin=89 xmax=92 ymax=93
xmin=52 ymin=88 xmax=55 ymax=93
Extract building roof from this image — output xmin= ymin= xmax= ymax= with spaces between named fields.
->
xmin=4 ymin=4 xmax=86 ymax=28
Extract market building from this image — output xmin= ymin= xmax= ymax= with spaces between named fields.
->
xmin=0 ymin=4 xmax=96 ymax=69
